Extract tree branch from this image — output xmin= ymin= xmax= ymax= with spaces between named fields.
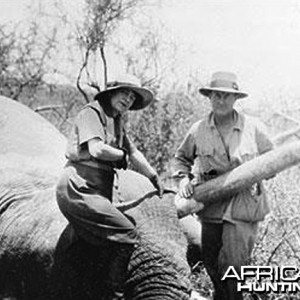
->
xmin=272 ymin=110 xmax=300 ymax=125
xmin=76 ymin=47 xmax=91 ymax=103
xmin=34 ymin=104 xmax=65 ymax=112
xmin=99 ymin=45 xmax=107 ymax=89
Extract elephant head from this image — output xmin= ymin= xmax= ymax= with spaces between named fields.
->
xmin=0 ymin=96 xmax=202 ymax=300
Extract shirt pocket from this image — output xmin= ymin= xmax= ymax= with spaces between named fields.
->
xmin=196 ymin=145 xmax=216 ymax=175
xmin=232 ymin=140 xmax=258 ymax=164
xmin=231 ymin=184 xmax=270 ymax=222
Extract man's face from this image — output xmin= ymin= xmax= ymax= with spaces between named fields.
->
xmin=110 ymin=88 xmax=136 ymax=114
xmin=209 ymin=91 xmax=237 ymax=116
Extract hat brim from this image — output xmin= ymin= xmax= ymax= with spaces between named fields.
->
xmin=199 ymin=87 xmax=248 ymax=99
xmin=95 ymin=85 xmax=154 ymax=110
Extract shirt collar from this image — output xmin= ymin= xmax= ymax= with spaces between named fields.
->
xmin=207 ymin=110 xmax=243 ymax=131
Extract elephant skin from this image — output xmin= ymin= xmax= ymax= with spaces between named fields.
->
xmin=0 ymin=97 xmax=195 ymax=300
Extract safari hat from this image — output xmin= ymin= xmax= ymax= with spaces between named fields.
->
xmin=199 ymin=71 xmax=248 ymax=99
xmin=94 ymin=75 xmax=154 ymax=110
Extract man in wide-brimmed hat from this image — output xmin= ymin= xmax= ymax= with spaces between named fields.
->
xmin=173 ymin=71 xmax=274 ymax=300
xmin=56 ymin=75 xmax=163 ymax=299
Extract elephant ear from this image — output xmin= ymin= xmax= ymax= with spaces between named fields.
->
xmin=113 ymin=169 xmax=155 ymax=204
xmin=0 ymin=96 xmax=66 ymax=178
xmin=0 ymin=96 xmax=67 ymax=220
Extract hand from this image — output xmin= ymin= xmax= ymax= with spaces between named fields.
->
xmin=150 ymin=174 xmax=164 ymax=198
xmin=178 ymin=177 xmax=193 ymax=198
xmin=114 ymin=148 xmax=128 ymax=170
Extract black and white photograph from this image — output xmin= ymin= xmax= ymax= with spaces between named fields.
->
xmin=1 ymin=1 xmax=300 ymax=299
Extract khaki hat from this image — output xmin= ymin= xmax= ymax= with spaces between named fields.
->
xmin=199 ymin=71 xmax=248 ymax=99
xmin=94 ymin=75 xmax=154 ymax=110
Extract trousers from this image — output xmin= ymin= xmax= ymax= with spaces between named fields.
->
xmin=56 ymin=162 xmax=137 ymax=245
xmin=202 ymin=220 xmax=258 ymax=300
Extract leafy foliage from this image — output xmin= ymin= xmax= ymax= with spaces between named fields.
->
xmin=127 ymin=85 xmax=210 ymax=176
xmin=0 ymin=22 xmax=57 ymax=102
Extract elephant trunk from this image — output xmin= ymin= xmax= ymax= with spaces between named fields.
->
xmin=124 ymin=194 xmax=192 ymax=300
xmin=126 ymin=239 xmax=191 ymax=300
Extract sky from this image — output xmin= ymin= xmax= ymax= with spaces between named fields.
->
xmin=156 ymin=0 xmax=300 ymax=108
xmin=1 ymin=0 xmax=300 ymax=109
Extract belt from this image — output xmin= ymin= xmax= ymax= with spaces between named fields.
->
xmin=69 ymin=159 xmax=114 ymax=172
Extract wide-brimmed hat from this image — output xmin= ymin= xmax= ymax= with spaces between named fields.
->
xmin=94 ymin=75 xmax=154 ymax=110
xmin=199 ymin=71 xmax=248 ymax=99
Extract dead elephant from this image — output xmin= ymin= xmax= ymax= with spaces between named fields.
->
xmin=0 ymin=96 xmax=202 ymax=300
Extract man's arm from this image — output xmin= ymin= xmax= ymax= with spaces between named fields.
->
xmin=173 ymin=129 xmax=197 ymax=198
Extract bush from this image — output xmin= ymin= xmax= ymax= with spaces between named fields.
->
xmin=127 ymin=87 xmax=210 ymax=176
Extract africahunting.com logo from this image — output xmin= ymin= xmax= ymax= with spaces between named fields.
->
xmin=222 ymin=266 xmax=300 ymax=293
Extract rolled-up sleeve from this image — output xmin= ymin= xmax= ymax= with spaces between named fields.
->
xmin=173 ymin=130 xmax=196 ymax=178
xmin=76 ymin=108 xmax=105 ymax=145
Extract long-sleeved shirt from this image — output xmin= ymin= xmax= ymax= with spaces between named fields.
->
xmin=173 ymin=110 xmax=274 ymax=223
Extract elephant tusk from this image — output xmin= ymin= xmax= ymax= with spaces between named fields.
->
xmin=115 ymin=188 xmax=176 ymax=211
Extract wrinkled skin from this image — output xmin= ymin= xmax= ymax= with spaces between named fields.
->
xmin=0 ymin=97 xmax=200 ymax=300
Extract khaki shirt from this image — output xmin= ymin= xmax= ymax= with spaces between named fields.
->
xmin=66 ymin=101 xmax=135 ymax=170
xmin=174 ymin=111 xmax=274 ymax=223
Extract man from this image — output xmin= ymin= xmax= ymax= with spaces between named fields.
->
xmin=173 ymin=71 xmax=273 ymax=300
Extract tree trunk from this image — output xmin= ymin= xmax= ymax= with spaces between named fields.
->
xmin=273 ymin=126 xmax=300 ymax=146
xmin=176 ymin=141 xmax=300 ymax=218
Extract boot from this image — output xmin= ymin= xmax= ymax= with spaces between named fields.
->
xmin=108 ymin=244 xmax=135 ymax=299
